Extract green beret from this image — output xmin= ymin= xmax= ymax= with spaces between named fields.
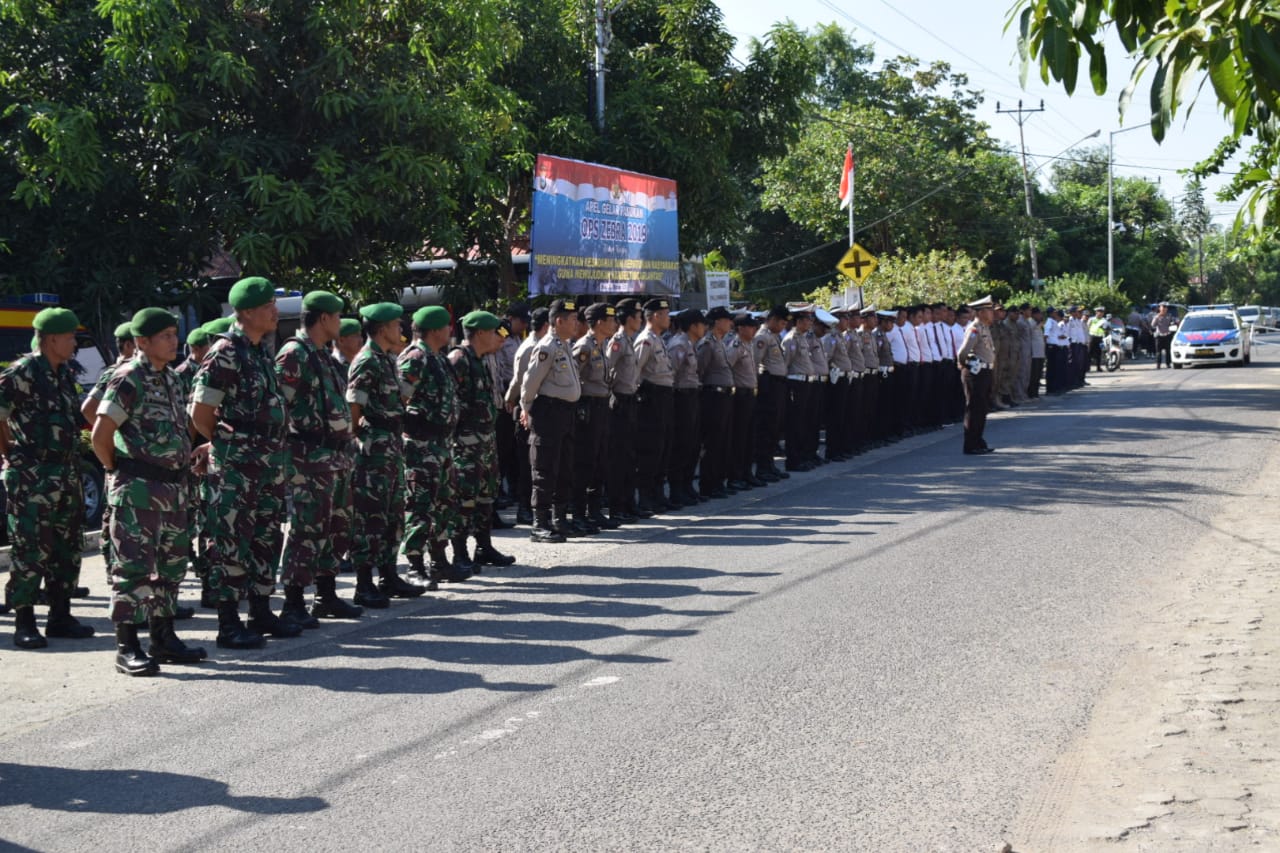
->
xmin=130 ymin=307 xmax=178 ymax=339
xmin=412 ymin=305 xmax=451 ymax=331
xmin=228 ymin=276 xmax=276 ymax=310
xmin=358 ymin=302 xmax=403 ymax=324
xmin=338 ymin=318 xmax=361 ymax=338
xmin=186 ymin=328 xmax=211 ymax=347
xmin=303 ymin=290 xmax=344 ymax=314
xmin=202 ymin=317 xmax=234 ymax=335
xmin=114 ymin=322 xmax=134 ymax=341
xmin=461 ymin=310 xmax=501 ymax=331
xmin=33 ymin=307 xmax=80 ymax=335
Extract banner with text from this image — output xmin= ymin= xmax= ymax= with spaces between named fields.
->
xmin=530 ymin=155 xmax=679 ymax=296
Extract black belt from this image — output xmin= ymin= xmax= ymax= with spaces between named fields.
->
xmin=639 ymin=382 xmax=673 ymax=395
xmin=402 ymin=420 xmax=452 ymax=441
xmin=291 ymin=429 xmax=352 ymax=450
xmin=116 ymin=457 xmax=186 ymax=484
xmin=536 ymin=396 xmax=574 ymax=407
xmin=611 ymin=391 xmax=636 ymax=403
xmin=362 ymin=413 xmax=402 ymax=431
xmin=9 ymin=448 xmax=76 ymax=465
xmin=220 ymin=419 xmax=285 ymax=439
xmin=674 ymin=387 xmax=699 ymax=395
xmin=703 ymin=385 xmax=734 ymax=395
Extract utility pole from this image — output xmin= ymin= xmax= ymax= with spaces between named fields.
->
xmin=593 ymin=0 xmax=628 ymax=133
xmin=1108 ymin=122 xmax=1152 ymax=290
xmin=997 ymin=100 xmax=1045 ymax=287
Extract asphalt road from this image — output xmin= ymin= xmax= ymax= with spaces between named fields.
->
xmin=3 ymin=344 xmax=1279 ymax=852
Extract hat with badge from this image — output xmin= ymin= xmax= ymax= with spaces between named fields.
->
xmin=412 ymin=305 xmax=451 ymax=331
xmin=505 ymin=301 xmax=531 ymax=322
xmin=32 ymin=307 xmax=80 ymax=335
xmin=1094 ymin=305 xmax=1106 ymax=312
xmin=734 ymin=312 xmax=760 ymax=328
xmin=584 ymin=302 xmax=616 ymax=323
xmin=303 ymin=290 xmax=344 ymax=314
xmin=530 ymin=307 xmax=550 ymax=330
xmin=186 ymin=327 xmax=211 ymax=347
xmin=338 ymin=318 xmax=361 ymax=338
xmin=679 ymin=309 xmax=707 ymax=329
xmin=860 ymin=303 xmax=877 ymax=316
xmin=130 ymin=307 xmax=179 ymax=338
xmin=549 ymin=298 xmax=577 ymax=318
xmin=786 ymin=302 xmax=815 ymax=316
xmin=461 ymin=310 xmax=501 ymax=330
xmin=615 ymin=297 xmax=642 ymax=318
xmin=705 ymin=305 xmax=732 ymax=323
xmin=113 ymin=322 xmax=134 ymax=341
xmin=875 ymin=309 xmax=897 ymax=320
xmin=967 ymin=295 xmax=994 ymax=309
xmin=643 ymin=297 xmax=670 ymax=313
xmin=228 ymin=276 xmax=276 ymax=310
xmin=359 ymin=302 xmax=403 ymax=324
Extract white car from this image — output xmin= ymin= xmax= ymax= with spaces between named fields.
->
xmin=1171 ymin=307 xmax=1252 ymax=368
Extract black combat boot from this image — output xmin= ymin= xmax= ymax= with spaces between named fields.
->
xmin=245 ymin=593 xmax=302 ymax=638
xmin=530 ymin=510 xmax=565 ymax=543
xmin=634 ymin=492 xmax=657 ymax=518
xmin=587 ymin=494 xmax=619 ymax=530
xmin=147 ymin=615 xmax=207 ymax=664
xmin=404 ymin=552 xmax=432 ymax=585
xmin=279 ymin=585 xmax=320 ymax=630
xmin=353 ymin=568 xmax=391 ymax=609
xmin=571 ymin=504 xmax=600 ymax=535
xmin=215 ymin=600 xmax=265 ymax=649
xmin=450 ymin=536 xmax=477 ymax=574
xmin=428 ymin=542 xmax=465 ymax=584
xmin=378 ymin=562 xmax=427 ymax=599
xmin=12 ymin=606 xmax=47 ymax=649
xmin=474 ymin=525 xmax=516 ymax=566
xmin=44 ymin=586 xmax=95 ymax=639
xmin=555 ymin=507 xmax=583 ymax=538
xmin=311 ymin=575 xmax=364 ymax=619
xmin=115 ymin=623 xmax=160 ymax=676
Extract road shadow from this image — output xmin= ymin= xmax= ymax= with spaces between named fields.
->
xmin=0 ymin=762 xmax=327 ymax=815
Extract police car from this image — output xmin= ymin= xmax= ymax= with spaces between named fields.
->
xmin=1171 ymin=304 xmax=1252 ymax=368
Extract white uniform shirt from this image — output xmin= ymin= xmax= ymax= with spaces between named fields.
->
xmin=901 ymin=322 xmax=921 ymax=363
xmin=913 ymin=323 xmax=935 ymax=362
xmin=885 ymin=324 xmax=908 ymax=364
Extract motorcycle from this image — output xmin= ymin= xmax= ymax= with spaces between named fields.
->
xmin=1104 ymin=325 xmax=1134 ymax=372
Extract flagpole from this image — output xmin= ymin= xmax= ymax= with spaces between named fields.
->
xmin=848 ymin=152 xmax=855 ymax=248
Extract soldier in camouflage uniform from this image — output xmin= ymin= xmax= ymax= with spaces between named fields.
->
xmin=194 ymin=317 xmax=233 ymax=607
xmin=92 ymin=308 xmax=205 ymax=675
xmin=399 ymin=306 xmax=468 ymax=588
xmin=190 ymin=278 xmax=300 ymax=649
xmin=275 ymin=291 xmax=363 ymax=623
xmin=80 ymin=322 xmax=135 ymax=589
xmin=330 ymin=317 xmax=363 ymax=576
xmin=173 ymin=326 xmax=211 ymax=603
xmin=347 ymin=302 xmax=422 ymax=603
xmin=448 ymin=311 xmax=507 ymax=572
xmin=0 ymin=307 xmax=94 ymax=649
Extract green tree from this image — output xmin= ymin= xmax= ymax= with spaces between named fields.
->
xmin=1009 ymin=0 xmax=1280 ymax=238
xmin=1178 ymin=176 xmax=1212 ymax=298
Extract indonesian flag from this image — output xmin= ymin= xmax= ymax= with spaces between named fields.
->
xmin=839 ymin=146 xmax=854 ymax=210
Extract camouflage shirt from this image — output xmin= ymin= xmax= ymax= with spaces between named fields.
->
xmin=190 ymin=324 xmax=288 ymax=468
xmin=98 ymin=355 xmax=191 ymax=509
xmin=448 ymin=344 xmax=495 ymax=436
xmin=346 ymin=339 xmax=405 ymax=459
xmin=0 ymin=352 xmax=82 ymax=466
xmin=276 ymin=332 xmax=353 ymax=473
xmin=398 ymin=339 xmax=459 ymax=438
xmin=88 ymin=355 xmax=129 ymax=404
xmin=171 ymin=355 xmax=202 ymax=403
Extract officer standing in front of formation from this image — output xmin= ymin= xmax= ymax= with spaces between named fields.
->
xmin=400 ymin=306 xmax=476 ymax=588
xmin=1 ymin=307 xmax=94 ymax=649
xmin=506 ymin=308 xmax=548 ymax=526
xmin=753 ymin=306 xmax=790 ymax=482
xmin=521 ymin=299 xmax=582 ymax=543
xmin=633 ymin=298 xmax=675 ymax=514
xmin=448 ymin=310 xmax=508 ymax=570
xmin=697 ymin=306 xmax=736 ymax=498
xmin=604 ymin=299 xmax=643 ymax=523
xmin=957 ymin=296 xmax=997 ymax=455
xmin=346 ymin=302 xmax=423 ymax=604
xmin=571 ymin=302 xmax=619 ymax=533
xmin=727 ymin=313 xmax=762 ymax=490
xmin=190 ymin=277 xmax=298 ymax=648
xmin=1089 ymin=306 xmax=1109 ymax=372
xmin=274 ymin=290 xmax=363 ymax=623
xmin=92 ymin=308 xmax=205 ymax=675
xmin=665 ymin=308 xmax=705 ymax=508
xmin=782 ymin=306 xmax=814 ymax=472
xmin=1151 ymin=302 xmax=1175 ymax=368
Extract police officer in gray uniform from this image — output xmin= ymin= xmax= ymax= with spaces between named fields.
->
xmin=505 ymin=307 xmax=548 ymax=525
xmin=782 ymin=307 xmax=815 ymax=471
xmin=605 ymin=298 xmax=643 ymax=522
xmin=804 ymin=317 xmax=828 ymax=464
xmin=821 ymin=312 xmax=854 ymax=460
xmin=728 ymin=313 xmax=762 ymax=490
xmin=520 ymin=299 xmax=582 ymax=542
xmin=957 ymin=295 xmax=997 ymax=455
xmin=570 ymin=302 xmax=617 ymax=534
xmin=753 ymin=306 xmax=790 ymax=482
xmin=839 ymin=308 xmax=866 ymax=455
xmin=633 ymin=297 xmax=675 ymax=514
xmin=697 ymin=306 xmax=736 ymax=498
xmin=666 ymin=309 xmax=706 ymax=507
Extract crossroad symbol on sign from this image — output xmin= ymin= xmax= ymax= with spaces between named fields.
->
xmin=837 ymin=244 xmax=878 ymax=284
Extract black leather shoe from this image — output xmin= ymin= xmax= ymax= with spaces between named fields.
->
xmin=562 ymin=519 xmax=586 ymax=538
xmin=147 ymin=616 xmax=207 ymax=664
xmin=311 ymin=593 xmax=364 ymax=619
xmin=474 ymin=542 xmax=516 ymax=567
xmin=215 ymin=602 xmax=266 ymax=649
xmin=247 ymin=600 xmax=304 ymax=638
xmin=12 ymin=607 xmax=47 ymax=649
xmin=530 ymin=526 xmax=566 ymax=543
xmin=45 ymin=596 xmax=95 ymax=639
xmin=353 ymin=581 xmax=391 ymax=609
xmin=590 ymin=512 xmax=620 ymax=530
xmin=378 ymin=572 xmax=427 ymax=599
xmin=116 ymin=624 xmax=160 ymax=676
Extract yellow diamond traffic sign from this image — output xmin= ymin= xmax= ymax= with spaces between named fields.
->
xmin=837 ymin=243 xmax=877 ymax=284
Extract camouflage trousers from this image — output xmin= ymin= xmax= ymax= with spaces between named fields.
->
xmin=3 ymin=462 xmax=83 ymax=608
xmin=101 ymin=493 xmax=114 ymax=584
xmin=205 ymin=460 xmax=286 ymax=602
xmin=402 ymin=437 xmax=457 ymax=556
xmin=108 ymin=503 xmax=189 ymax=624
xmin=352 ymin=454 xmax=405 ymax=571
xmin=331 ymin=467 xmax=353 ymax=565
xmin=452 ymin=430 xmax=498 ymax=536
xmin=187 ymin=470 xmax=209 ymax=578
xmin=280 ymin=465 xmax=349 ymax=588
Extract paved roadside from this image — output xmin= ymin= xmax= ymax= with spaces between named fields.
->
xmin=1011 ymin=436 xmax=1280 ymax=850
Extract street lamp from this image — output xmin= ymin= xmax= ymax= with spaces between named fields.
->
xmin=1108 ymin=122 xmax=1153 ymax=290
